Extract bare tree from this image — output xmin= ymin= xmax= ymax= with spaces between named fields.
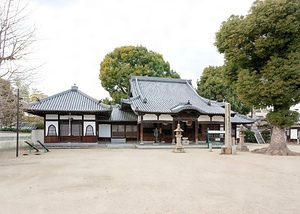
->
xmin=0 ymin=0 xmax=36 ymax=82
xmin=0 ymin=0 xmax=36 ymax=127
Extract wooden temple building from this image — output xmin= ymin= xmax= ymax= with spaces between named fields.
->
xmin=25 ymin=76 xmax=254 ymax=144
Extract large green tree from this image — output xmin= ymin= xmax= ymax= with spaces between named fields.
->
xmin=99 ymin=45 xmax=180 ymax=103
xmin=215 ymin=0 xmax=300 ymax=155
xmin=0 ymin=78 xmax=47 ymax=128
xmin=0 ymin=78 xmax=16 ymax=127
xmin=197 ymin=66 xmax=251 ymax=115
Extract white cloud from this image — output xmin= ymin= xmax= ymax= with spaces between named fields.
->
xmin=29 ymin=0 xmax=254 ymax=99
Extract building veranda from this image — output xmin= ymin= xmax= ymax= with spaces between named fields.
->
xmin=25 ymin=76 xmax=254 ymax=144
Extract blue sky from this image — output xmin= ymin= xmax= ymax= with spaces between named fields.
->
xmin=30 ymin=0 xmax=255 ymax=100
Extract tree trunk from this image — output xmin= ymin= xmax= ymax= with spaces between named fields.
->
xmin=252 ymin=126 xmax=300 ymax=156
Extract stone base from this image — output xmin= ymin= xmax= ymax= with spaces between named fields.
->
xmin=220 ymin=146 xmax=232 ymax=155
xmin=236 ymin=145 xmax=249 ymax=152
xmin=173 ymin=147 xmax=185 ymax=153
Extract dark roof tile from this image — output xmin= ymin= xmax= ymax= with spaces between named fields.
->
xmin=26 ymin=86 xmax=111 ymax=113
xmin=128 ymin=76 xmax=228 ymax=115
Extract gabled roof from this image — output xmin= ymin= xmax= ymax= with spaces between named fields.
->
xmin=124 ymin=76 xmax=231 ymax=115
xmin=26 ymin=85 xmax=111 ymax=115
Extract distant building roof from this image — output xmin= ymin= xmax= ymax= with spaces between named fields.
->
xmin=25 ymin=85 xmax=111 ymax=115
xmin=231 ymin=113 xmax=255 ymax=124
xmin=124 ymin=76 xmax=232 ymax=115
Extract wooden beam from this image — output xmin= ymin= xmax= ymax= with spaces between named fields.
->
xmin=172 ymin=120 xmax=176 ymax=144
xmin=140 ymin=115 xmax=144 ymax=144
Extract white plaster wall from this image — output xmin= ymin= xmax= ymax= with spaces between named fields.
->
xmin=159 ymin=115 xmax=173 ymax=121
xmin=0 ymin=132 xmax=31 ymax=149
xmin=198 ymin=115 xmax=210 ymax=122
xmin=212 ymin=116 xmax=224 ymax=122
xmin=143 ymin=114 xmax=158 ymax=121
xmin=45 ymin=121 xmax=58 ymax=136
xmin=84 ymin=115 xmax=95 ymax=120
xmin=46 ymin=114 xmax=58 ymax=120
xmin=32 ymin=129 xmax=45 ymax=143
xmin=60 ymin=115 xmax=82 ymax=120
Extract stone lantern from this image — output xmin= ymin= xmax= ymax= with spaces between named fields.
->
xmin=236 ymin=124 xmax=249 ymax=151
xmin=173 ymin=123 xmax=185 ymax=153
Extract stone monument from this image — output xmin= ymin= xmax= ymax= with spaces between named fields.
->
xmin=173 ymin=123 xmax=185 ymax=153
xmin=236 ymin=124 xmax=249 ymax=151
xmin=220 ymin=103 xmax=232 ymax=154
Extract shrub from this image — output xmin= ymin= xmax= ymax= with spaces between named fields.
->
xmin=20 ymin=129 xmax=32 ymax=133
xmin=245 ymin=130 xmax=256 ymax=143
xmin=261 ymin=129 xmax=271 ymax=143
xmin=0 ymin=127 xmax=32 ymax=133
xmin=0 ymin=127 xmax=15 ymax=132
xmin=35 ymin=123 xmax=44 ymax=129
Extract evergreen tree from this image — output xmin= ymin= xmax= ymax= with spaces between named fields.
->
xmin=215 ymin=0 xmax=300 ymax=155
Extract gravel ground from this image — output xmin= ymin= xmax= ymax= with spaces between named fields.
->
xmin=0 ymin=144 xmax=299 ymax=214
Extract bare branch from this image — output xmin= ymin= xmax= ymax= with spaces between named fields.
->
xmin=0 ymin=0 xmax=37 ymax=83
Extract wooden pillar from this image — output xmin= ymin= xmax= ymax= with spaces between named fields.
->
xmin=195 ymin=120 xmax=199 ymax=144
xmin=136 ymin=122 xmax=139 ymax=142
xmin=140 ymin=115 xmax=144 ymax=144
xmin=81 ymin=117 xmax=84 ymax=142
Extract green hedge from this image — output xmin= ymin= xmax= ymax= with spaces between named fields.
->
xmin=244 ymin=129 xmax=271 ymax=143
xmin=261 ymin=129 xmax=271 ymax=143
xmin=36 ymin=123 xmax=44 ymax=129
xmin=245 ymin=130 xmax=256 ymax=143
xmin=0 ymin=127 xmax=32 ymax=133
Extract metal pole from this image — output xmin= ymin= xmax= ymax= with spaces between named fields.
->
xmin=16 ymin=88 xmax=19 ymax=157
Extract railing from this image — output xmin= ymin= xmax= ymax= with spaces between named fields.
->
xmin=254 ymin=130 xmax=265 ymax=144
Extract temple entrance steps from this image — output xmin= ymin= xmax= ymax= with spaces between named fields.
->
xmin=42 ymin=141 xmax=210 ymax=149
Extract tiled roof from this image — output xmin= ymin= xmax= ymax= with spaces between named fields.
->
xmin=231 ymin=113 xmax=255 ymax=124
xmin=99 ymin=105 xmax=137 ymax=121
xmin=26 ymin=85 xmax=111 ymax=114
xmin=126 ymin=76 xmax=231 ymax=115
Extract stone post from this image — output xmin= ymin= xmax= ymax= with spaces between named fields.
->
xmin=220 ymin=103 xmax=232 ymax=154
xmin=237 ymin=125 xmax=249 ymax=151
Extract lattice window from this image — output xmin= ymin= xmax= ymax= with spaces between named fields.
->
xmin=112 ymin=125 xmax=125 ymax=137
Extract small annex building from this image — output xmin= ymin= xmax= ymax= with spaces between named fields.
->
xmin=288 ymin=119 xmax=300 ymax=143
xmin=25 ymin=76 xmax=254 ymax=144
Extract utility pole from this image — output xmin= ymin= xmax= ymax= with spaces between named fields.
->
xmin=16 ymin=88 xmax=19 ymax=157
